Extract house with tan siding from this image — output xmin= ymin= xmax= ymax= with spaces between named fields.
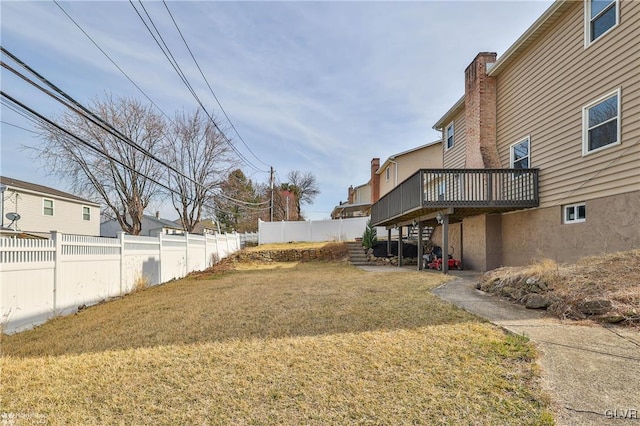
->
xmin=377 ymin=141 xmax=443 ymax=199
xmin=332 ymin=141 xmax=442 ymax=220
xmin=0 ymin=176 xmax=100 ymax=237
xmin=371 ymin=0 xmax=639 ymax=271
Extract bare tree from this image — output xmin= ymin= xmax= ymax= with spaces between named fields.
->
xmin=285 ymin=170 xmax=320 ymax=220
xmin=35 ymin=94 xmax=165 ymax=235
xmin=164 ymin=109 xmax=234 ymax=232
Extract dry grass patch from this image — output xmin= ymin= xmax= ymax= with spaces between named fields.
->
xmin=482 ymin=249 xmax=640 ymax=325
xmin=2 ymin=262 xmax=553 ymax=424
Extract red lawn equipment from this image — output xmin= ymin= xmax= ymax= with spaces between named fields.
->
xmin=424 ymin=245 xmax=462 ymax=271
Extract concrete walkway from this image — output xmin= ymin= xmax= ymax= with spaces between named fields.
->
xmin=432 ymin=274 xmax=640 ymax=426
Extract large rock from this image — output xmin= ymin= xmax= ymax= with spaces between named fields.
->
xmin=577 ymin=300 xmax=612 ymax=315
xmin=525 ymin=294 xmax=552 ymax=309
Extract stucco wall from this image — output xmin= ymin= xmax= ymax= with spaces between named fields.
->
xmin=430 ymin=222 xmax=462 ymax=263
xmin=461 ymin=215 xmax=487 ymax=271
xmin=501 ymin=191 xmax=640 ymax=266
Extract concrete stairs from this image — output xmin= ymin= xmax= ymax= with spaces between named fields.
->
xmin=346 ymin=241 xmax=371 ymax=266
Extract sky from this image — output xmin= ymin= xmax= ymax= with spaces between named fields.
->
xmin=1 ymin=0 xmax=553 ymax=222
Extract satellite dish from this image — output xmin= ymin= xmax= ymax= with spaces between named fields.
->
xmin=6 ymin=212 xmax=20 ymax=221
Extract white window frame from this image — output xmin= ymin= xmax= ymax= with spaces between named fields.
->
xmin=43 ymin=198 xmax=54 ymax=216
xmin=510 ymin=136 xmax=531 ymax=169
xmin=445 ymin=122 xmax=455 ymax=151
xmin=564 ymin=203 xmax=586 ymax=224
xmin=385 ymin=167 xmax=391 ymax=182
xmin=82 ymin=205 xmax=91 ymax=221
xmin=584 ymin=0 xmax=619 ymax=48
xmin=582 ymin=88 xmax=621 ymax=156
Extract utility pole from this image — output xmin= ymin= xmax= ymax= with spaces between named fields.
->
xmin=270 ymin=166 xmax=274 ymax=222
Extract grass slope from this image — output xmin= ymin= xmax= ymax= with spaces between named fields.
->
xmin=1 ymin=260 xmax=553 ymax=425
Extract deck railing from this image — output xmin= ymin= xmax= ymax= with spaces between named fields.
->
xmin=371 ymin=168 xmax=539 ymax=226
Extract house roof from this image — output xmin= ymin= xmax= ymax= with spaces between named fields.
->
xmin=0 ymin=176 xmax=100 ymax=206
xmin=433 ymin=96 xmax=465 ymax=130
xmin=331 ymin=202 xmax=371 ymax=218
xmin=191 ymin=219 xmax=219 ymax=234
xmin=143 ymin=215 xmax=183 ymax=230
xmin=432 ymin=0 xmax=571 ymax=130
xmin=377 ymin=139 xmax=442 ymax=174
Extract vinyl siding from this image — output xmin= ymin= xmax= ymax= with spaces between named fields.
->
xmin=495 ymin=0 xmax=640 ymax=209
xmin=443 ymin=110 xmax=467 ymax=169
xmin=2 ymin=190 xmax=100 ymax=236
xmin=379 ymin=143 xmax=443 ymax=197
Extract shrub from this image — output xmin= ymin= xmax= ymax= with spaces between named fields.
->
xmin=362 ymin=220 xmax=377 ymax=250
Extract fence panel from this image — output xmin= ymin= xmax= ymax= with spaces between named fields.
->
xmin=1 ymin=231 xmax=243 ymax=334
xmin=122 ymin=235 xmax=160 ymax=291
xmin=187 ymin=234 xmax=206 ymax=273
xmin=0 ymin=239 xmax=56 ymax=333
xmin=57 ymin=234 xmax=121 ymax=315
xmin=258 ymin=217 xmax=369 ymax=244
xmin=160 ymin=235 xmax=187 ymax=283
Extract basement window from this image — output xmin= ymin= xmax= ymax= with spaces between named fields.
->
xmin=564 ymin=203 xmax=586 ymax=224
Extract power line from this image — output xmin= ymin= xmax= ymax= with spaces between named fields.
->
xmin=1 ymin=47 xmax=213 ymax=198
xmin=129 ymin=0 xmax=268 ymax=174
xmin=162 ymin=0 xmax=270 ymax=169
xmin=2 ymin=91 xmax=269 ymax=218
xmin=52 ymin=0 xmax=173 ymax=122
xmin=2 ymin=47 xmax=271 ymax=215
xmin=0 ymin=120 xmax=39 ymax=133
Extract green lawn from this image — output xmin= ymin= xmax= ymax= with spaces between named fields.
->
xmin=1 ymin=261 xmax=553 ymax=425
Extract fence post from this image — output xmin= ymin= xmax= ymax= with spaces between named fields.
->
xmin=51 ymin=231 xmax=62 ymax=316
xmin=204 ymin=233 xmax=209 ymax=269
xmin=225 ymin=233 xmax=231 ymax=257
xmin=158 ymin=232 xmax=163 ymax=284
xmin=339 ymin=218 xmax=343 ymax=242
xmin=118 ymin=231 xmax=126 ymax=295
xmin=185 ymin=232 xmax=190 ymax=275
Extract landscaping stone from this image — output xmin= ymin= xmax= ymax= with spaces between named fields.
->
xmin=525 ymin=294 xmax=552 ymax=309
xmin=577 ymin=300 xmax=612 ymax=316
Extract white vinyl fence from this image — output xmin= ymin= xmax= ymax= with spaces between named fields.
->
xmin=258 ymin=217 xmax=371 ymax=244
xmin=0 ymin=231 xmax=242 ymax=334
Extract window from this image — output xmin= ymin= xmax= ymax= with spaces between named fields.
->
xmin=583 ymin=89 xmax=620 ymax=154
xmin=43 ymin=199 xmax=54 ymax=216
xmin=385 ymin=167 xmax=391 ymax=182
xmin=586 ymin=0 xmax=618 ymax=46
xmin=82 ymin=206 xmax=91 ymax=221
xmin=564 ymin=203 xmax=586 ymax=224
xmin=446 ymin=122 xmax=454 ymax=150
xmin=510 ymin=137 xmax=530 ymax=169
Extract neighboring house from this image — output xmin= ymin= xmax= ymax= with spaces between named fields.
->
xmin=331 ymin=182 xmax=372 ymax=219
xmin=377 ymin=141 xmax=443 ymax=199
xmin=100 ymin=213 xmax=184 ymax=237
xmin=332 ymin=141 xmax=443 ymax=219
xmin=191 ymin=219 xmax=220 ymax=235
xmin=371 ymin=0 xmax=639 ymax=270
xmin=0 ymin=176 xmax=100 ymax=237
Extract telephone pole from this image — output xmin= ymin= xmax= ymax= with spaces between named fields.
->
xmin=270 ymin=166 xmax=274 ymax=222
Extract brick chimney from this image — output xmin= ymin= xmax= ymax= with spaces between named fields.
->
xmin=348 ymin=185 xmax=354 ymax=204
xmin=370 ymin=158 xmax=381 ymax=203
xmin=464 ymin=52 xmax=501 ymax=168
